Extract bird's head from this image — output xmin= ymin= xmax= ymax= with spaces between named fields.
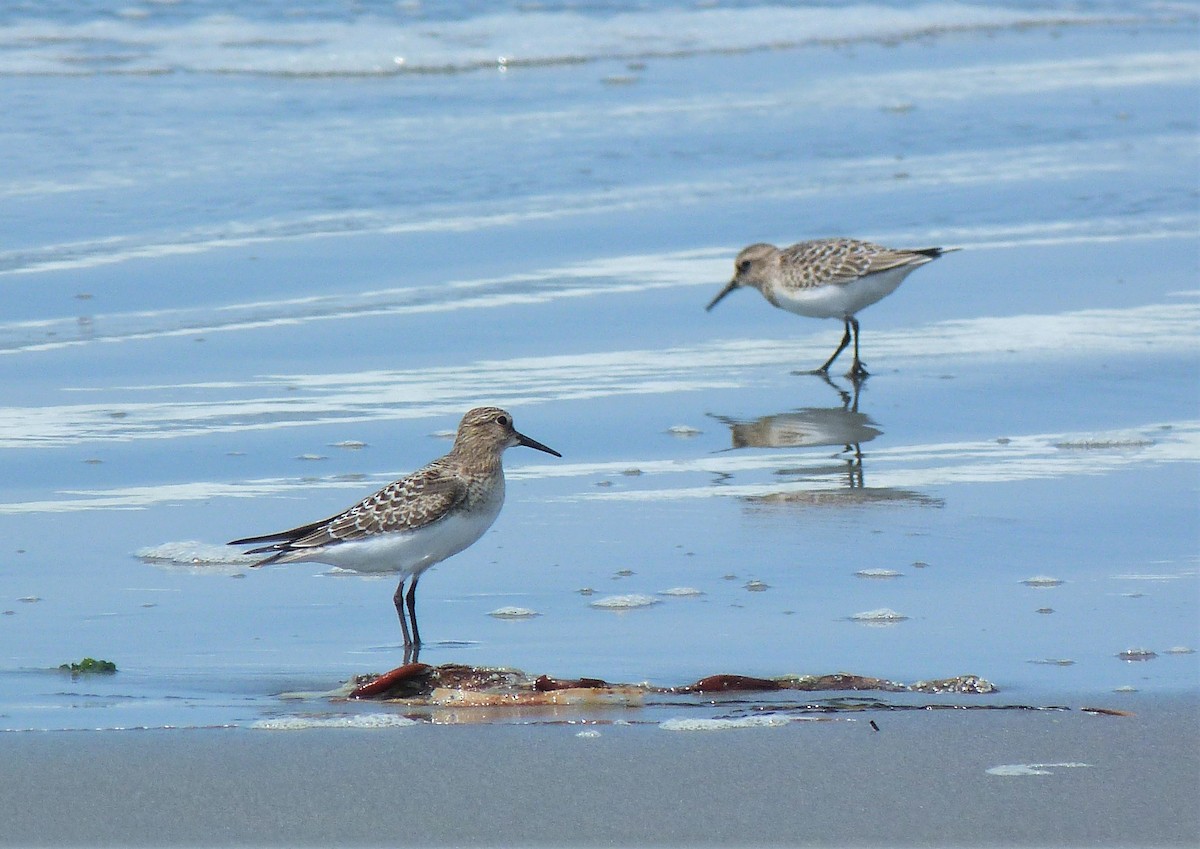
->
xmin=705 ymin=243 xmax=778 ymax=311
xmin=456 ymin=407 xmax=561 ymax=458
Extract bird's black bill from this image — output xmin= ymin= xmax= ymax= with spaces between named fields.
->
xmin=705 ymin=280 xmax=737 ymax=312
xmin=515 ymin=431 xmax=562 ymax=457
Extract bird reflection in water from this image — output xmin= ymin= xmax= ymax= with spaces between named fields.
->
xmin=712 ymin=377 xmax=941 ymax=506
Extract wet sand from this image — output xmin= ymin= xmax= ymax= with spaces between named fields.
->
xmin=2 ymin=693 xmax=1196 ymax=847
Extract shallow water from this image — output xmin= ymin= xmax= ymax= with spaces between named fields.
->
xmin=0 ymin=0 xmax=1197 ymax=731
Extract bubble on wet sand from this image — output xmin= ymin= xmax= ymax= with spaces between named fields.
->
xmin=136 ymin=541 xmax=254 ymax=573
xmin=986 ymin=762 xmax=1091 ymax=777
xmin=659 ymin=587 xmax=704 ymax=597
xmin=851 ymin=608 xmax=908 ymax=625
xmin=1021 ymin=575 xmax=1064 ymax=587
xmin=665 ymin=424 xmax=702 ymax=438
xmin=660 ymin=715 xmax=791 ymax=732
xmin=576 ymin=730 xmax=602 ymax=739
xmin=589 ymin=594 xmax=660 ymax=610
xmin=1117 ymin=648 xmax=1157 ymax=661
xmin=855 ymin=569 xmax=902 ymax=579
xmin=488 ymin=607 xmax=540 ymax=619
xmin=1163 ymin=646 xmax=1195 ymax=655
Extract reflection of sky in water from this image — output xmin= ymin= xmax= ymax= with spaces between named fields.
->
xmin=0 ymin=3 xmax=1196 ymax=730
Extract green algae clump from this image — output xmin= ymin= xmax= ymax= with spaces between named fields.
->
xmin=59 ymin=657 xmax=117 ymax=676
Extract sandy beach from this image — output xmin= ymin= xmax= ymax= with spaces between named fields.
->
xmin=2 ymin=693 xmax=1196 ymax=847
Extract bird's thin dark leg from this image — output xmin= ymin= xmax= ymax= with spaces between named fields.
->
xmin=814 ymin=319 xmax=853 ymax=374
xmin=848 ymin=377 xmax=862 ymax=413
xmin=814 ymin=371 xmax=852 ymax=407
xmin=394 ymin=578 xmax=413 ymax=648
xmin=847 ymin=317 xmax=869 ymax=379
xmin=406 ymin=574 xmax=421 ymax=647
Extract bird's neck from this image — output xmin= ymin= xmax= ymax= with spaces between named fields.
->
xmin=449 ymin=443 xmax=504 ymax=477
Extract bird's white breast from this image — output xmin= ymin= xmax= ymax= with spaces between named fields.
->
xmin=770 ymin=264 xmax=924 ymax=320
xmin=294 ymin=481 xmax=505 ymax=576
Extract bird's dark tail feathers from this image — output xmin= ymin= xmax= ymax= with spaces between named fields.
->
xmin=228 ymin=517 xmax=329 ymax=566
xmin=913 ymin=246 xmax=961 ymax=259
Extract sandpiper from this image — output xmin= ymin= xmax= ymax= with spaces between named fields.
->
xmin=229 ymin=407 xmax=560 ymax=650
xmin=706 ymin=238 xmax=957 ymax=378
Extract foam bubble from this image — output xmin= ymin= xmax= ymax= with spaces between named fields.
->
xmin=135 ymin=541 xmax=255 ymax=573
xmin=851 ymin=608 xmax=909 ymax=624
xmin=986 ymin=762 xmax=1091 ymax=776
xmin=589 ymin=594 xmax=660 ymax=610
xmin=487 ymin=606 xmax=540 ymax=619
xmin=856 ymin=569 xmax=903 ymax=579
xmin=1021 ymin=575 xmax=1064 ymax=587
xmin=658 ymin=587 xmax=704 ymax=597
xmin=251 ymin=713 xmax=417 ymax=730
xmin=661 ymin=715 xmax=791 ymax=732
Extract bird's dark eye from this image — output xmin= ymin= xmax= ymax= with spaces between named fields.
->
xmin=496 ymin=414 xmax=510 ymax=427
xmin=737 ymin=260 xmax=752 ymax=274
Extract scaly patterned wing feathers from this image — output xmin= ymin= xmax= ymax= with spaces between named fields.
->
xmin=782 ymin=240 xmax=928 ymax=289
xmin=285 ymin=460 xmax=469 ymax=550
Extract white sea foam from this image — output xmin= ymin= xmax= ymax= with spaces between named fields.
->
xmin=589 ymin=594 xmax=660 ymax=610
xmin=1021 ymin=576 xmax=1065 ymax=587
xmin=986 ymin=762 xmax=1092 ymax=776
xmin=851 ymin=608 xmax=909 ymax=624
xmin=251 ymin=713 xmax=417 ymax=730
xmin=658 ymin=587 xmax=705 ymax=597
xmin=135 ymin=540 xmax=256 ymax=573
xmin=660 ymin=715 xmax=792 ymax=732
xmin=487 ymin=607 xmax=540 ymax=619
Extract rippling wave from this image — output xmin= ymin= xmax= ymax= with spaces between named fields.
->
xmin=0 ymin=3 xmax=1173 ymax=76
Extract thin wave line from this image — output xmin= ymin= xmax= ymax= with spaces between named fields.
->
xmin=0 ymin=299 xmax=1195 ymax=450
xmin=1 ymin=419 xmax=1192 ymax=514
xmin=0 ymin=131 xmax=1191 ymax=279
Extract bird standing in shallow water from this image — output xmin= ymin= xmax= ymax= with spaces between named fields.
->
xmin=706 ymin=238 xmax=957 ymax=378
xmin=229 ymin=407 xmax=560 ymax=654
